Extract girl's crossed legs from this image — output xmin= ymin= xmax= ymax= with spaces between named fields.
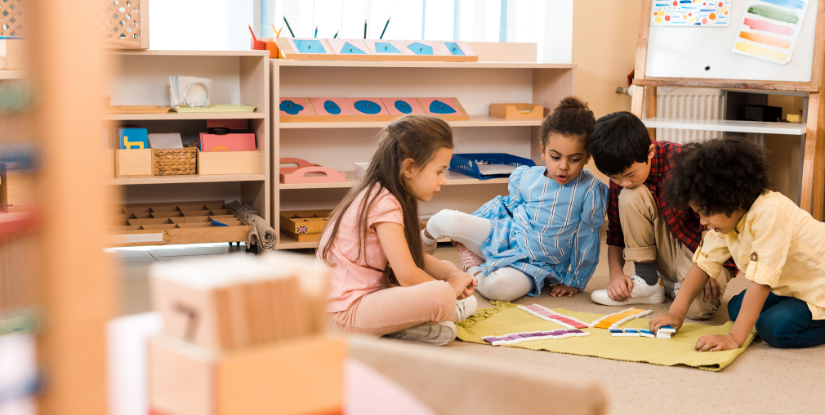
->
xmin=425 ymin=210 xmax=533 ymax=301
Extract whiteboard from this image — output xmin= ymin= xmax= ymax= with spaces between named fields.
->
xmin=646 ymin=0 xmax=819 ymax=82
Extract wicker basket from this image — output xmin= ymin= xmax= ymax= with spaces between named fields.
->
xmin=0 ymin=0 xmax=150 ymax=49
xmin=153 ymin=148 xmax=197 ymax=176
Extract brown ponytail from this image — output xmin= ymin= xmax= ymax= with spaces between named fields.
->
xmin=539 ymin=96 xmax=595 ymax=151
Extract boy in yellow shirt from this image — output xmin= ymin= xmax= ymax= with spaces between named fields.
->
xmin=650 ymin=137 xmax=825 ymax=350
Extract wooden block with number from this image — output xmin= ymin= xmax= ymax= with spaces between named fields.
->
xmin=148 ymin=334 xmax=345 ymax=415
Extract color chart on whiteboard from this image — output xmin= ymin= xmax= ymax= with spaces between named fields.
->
xmin=651 ymin=1 xmax=732 ymax=26
xmin=732 ymin=0 xmax=811 ymax=64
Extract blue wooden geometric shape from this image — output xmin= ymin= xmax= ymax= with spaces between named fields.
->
xmin=293 ymin=40 xmax=326 ymax=53
xmin=375 ymin=42 xmax=400 ymax=53
xmin=444 ymin=42 xmax=465 ymax=56
xmin=429 ymin=100 xmax=456 ymax=114
xmin=353 ymin=100 xmax=382 ymax=114
xmin=409 ymin=42 xmax=433 ymax=55
xmin=279 ymin=100 xmax=304 ymax=115
xmin=394 ymin=100 xmax=413 ymax=114
xmin=324 ymin=100 xmax=342 ymax=114
xmin=340 ymin=42 xmax=366 ymax=54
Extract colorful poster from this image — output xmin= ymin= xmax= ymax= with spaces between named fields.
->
xmin=651 ymin=0 xmax=732 ymax=26
xmin=732 ymin=0 xmax=810 ymax=64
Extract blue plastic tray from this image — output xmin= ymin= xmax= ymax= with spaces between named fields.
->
xmin=449 ymin=153 xmax=536 ymax=180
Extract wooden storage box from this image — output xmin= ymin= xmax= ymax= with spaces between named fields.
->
xmin=116 ymin=149 xmax=153 ymax=177
xmin=489 ymin=103 xmax=545 ymax=119
xmin=108 ymin=201 xmax=249 ymax=246
xmin=198 ymin=150 xmax=261 ymax=175
xmin=153 ymin=148 xmax=197 ymax=176
xmin=280 ymin=210 xmax=331 ymax=242
xmin=148 ymin=334 xmax=345 ymax=415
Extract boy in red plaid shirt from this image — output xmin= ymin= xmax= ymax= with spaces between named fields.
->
xmin=588 ymin=112 xmax=731 ymax=320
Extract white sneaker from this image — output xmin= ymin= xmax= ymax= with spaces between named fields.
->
xmin=456 ymin=295 xmax=478 ymax=321
xmin=385 ymin=321 xmax=457 ymax=346
xmin=663 ymin=278 xmax=681 ymax=299
xmin=590 ymin=275 xmax=665 ymax=306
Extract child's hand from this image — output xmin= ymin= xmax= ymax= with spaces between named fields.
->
xmin=649 ymin=312 xmax=683 ymax=333
xmin=461 ymin=276 xmax=479 ymax=299
xmin=695 ymin=334 xmax=740 ymax=352
xmin=447 ymin=272 xmax=474 ymax=299
xmin=549 ymin=284 xmax=579 ymax=297
xmin=607 ymin=274 xmax=634 ymax=301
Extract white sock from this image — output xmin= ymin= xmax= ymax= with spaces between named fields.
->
xmin=467 ymin=266 xmax=482 ymax=277
xmin=456 ymin=296 xmax=478 ymax=321
xmin=421 ymin=228 xmax=437 ymax=246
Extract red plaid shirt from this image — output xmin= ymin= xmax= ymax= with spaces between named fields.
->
xmin=606 ymin=140 xmax=704 ymax=251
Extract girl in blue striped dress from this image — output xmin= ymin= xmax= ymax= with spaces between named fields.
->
xmin=423 ymin=97 xmax=609 ymax=301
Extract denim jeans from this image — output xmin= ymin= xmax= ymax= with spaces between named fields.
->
xmin=728 ymin=290 xmax=825 ymax=349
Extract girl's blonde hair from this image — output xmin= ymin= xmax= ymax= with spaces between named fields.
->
xmin=320 ymin=114 xmax=454 ymax=273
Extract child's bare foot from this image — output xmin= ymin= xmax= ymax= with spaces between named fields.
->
xmin=549 ymin=284 xmax=579 ymax=298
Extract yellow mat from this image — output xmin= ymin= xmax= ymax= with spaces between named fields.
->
xmin=457 ymin=302 xmax=756 ymax=371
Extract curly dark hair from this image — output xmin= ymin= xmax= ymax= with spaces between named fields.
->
xmin=539 ymin=96 xmax=595 ymax=151
xmin=663 ymin=136 xmax=771 ymax=217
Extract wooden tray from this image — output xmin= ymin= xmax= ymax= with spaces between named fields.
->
xmin=280 ymin=209 xmax=332 ymax=234
xmin=279 ymin=158 xmax=345 ymax=184
xmin=108 ymin=200 xmax=249 ymax=247
xmin=105 ymin=105 xmax=171 ymax=114
xmin=489 ymin=103 xmax=545 ymax=119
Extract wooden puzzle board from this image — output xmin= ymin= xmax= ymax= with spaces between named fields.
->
xmin=109 ymin=200 xmax=249 ymax=246
xmin=276 ymin=38 xmax=478 ymax=62
xmin=279 ymin=97 xmax=469 ymax=122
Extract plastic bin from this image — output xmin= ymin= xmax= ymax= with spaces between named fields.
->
xmin=449 ymin=153 xmax=536 ymax=180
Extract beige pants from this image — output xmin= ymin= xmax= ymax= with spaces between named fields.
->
xmin=328 ymin=280 xmax=457 ymax=336
xmin=619 ymin=185 xmax=732 ymax=320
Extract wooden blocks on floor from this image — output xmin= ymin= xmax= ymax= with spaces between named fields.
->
xmin=148 ymin=252 xmax=343 ymax=415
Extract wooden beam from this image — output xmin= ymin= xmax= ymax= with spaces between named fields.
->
xmin=635 ymin=0 xmax=653 ymax=80
xmin=29 ymin=0 xmax=115 ymax=414
xmin=644 ymin=86 xmax=657 ymax=140
xmin=630 ymin=86 xmax=645 ymax=118
xmin=633 ymin=78 xmax=819 ymax=93
xmin=809 ymin=0 xmax=825 ymax=87
xmin=800 ymin=93 xmax=825 ymax=220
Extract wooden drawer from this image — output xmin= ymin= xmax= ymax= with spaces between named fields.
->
xmin=108 ymin=200 xmax=250 ymax=247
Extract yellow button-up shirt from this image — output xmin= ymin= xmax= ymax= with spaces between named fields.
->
xmin=693 ymin=191 xmax=825 ymax=320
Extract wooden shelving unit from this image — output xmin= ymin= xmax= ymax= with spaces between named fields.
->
xmin=106 ymin=50 xmax=271 ymax=245
xmin=270 ymin=42 xmax=575 ymax=249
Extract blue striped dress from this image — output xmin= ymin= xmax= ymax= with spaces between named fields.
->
xmin=473 ymin=166 xmax=608 ymax=296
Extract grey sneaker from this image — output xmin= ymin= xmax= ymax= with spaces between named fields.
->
xmin=663 ymin=278 xmax=681 ymax=299
xmin=456 ymin=295 xmax=478 ymax=321
xmin=385 ymin=321 xmax=457 ymax=346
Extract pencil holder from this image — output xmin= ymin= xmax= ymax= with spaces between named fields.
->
xmin=153 ymin=148 xmax=197 ymax=176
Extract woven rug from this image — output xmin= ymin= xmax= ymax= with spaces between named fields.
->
xmin=456 ymin=302 xmax=756 ymax=371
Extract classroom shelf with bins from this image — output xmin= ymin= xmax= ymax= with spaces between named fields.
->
xmin=270 ymin=42 xmax=576 ymax=249
xmin=105 ymin=50 xmax=271 ymax=246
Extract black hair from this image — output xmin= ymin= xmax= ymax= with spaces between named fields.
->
xmin=663 ymin=136 xmax=771 ymax=217
xmin=539 ymin=96 xmax=595 ymax=151
xmin=589 ymin=111 xmax=651 ymax=176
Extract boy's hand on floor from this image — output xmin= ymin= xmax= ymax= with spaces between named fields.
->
xmin=649 ymin=312 xmax=683 ymax=333
xmin=696 ymin=334 xmax=740 ymax=352
xmin=549 ymin=284 xmax=579 ymax=297
xmin=702 ymin=278 xmax=722 ymax=303
xmin=607 ymin=274 xmax=634 ymax=301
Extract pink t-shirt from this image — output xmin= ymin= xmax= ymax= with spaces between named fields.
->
xmin=319 ymin=185 xmax=404 ymax=313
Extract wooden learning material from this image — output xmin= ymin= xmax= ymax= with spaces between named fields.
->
xmin=279 ymin=209 xmax=331 ymax=242
xmin=279 ymin=157 xmax=346 ymax=184
xmin=279 ymin=97 xmax=469 ymax=123
xmin=631 ymin=0 xmax=825 ymax=220
xmin=489 ymin=103 xmax=545 ymax=119
xmin=276 ymin=38 xmax=478 ymax=62
xmin=517 ymin=305 xmax=591 ymax=329
xmin=149 ymin=252 xmax=329 ymax=350
xmin=109 ymin=201 xmax=250 ymax=247
xmin=481 ymin=329 xmax=590 ymax=346
xmin=198 ymin=132 xmax=256 ymax=152
xmin=170 ymin=105 xmax=257 ymax=113
xmin=592 ymin=308 xmax=653 ymax=329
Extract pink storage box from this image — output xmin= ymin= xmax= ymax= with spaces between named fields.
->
xmin=198 ymin=133 xmax=257 ymax=152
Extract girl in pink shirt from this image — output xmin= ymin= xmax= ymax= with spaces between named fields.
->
xmin=318 ymin=115 xmax=477 ymax=346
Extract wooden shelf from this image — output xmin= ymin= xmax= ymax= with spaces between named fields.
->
xmin=278 ymin=170 xmax=509 ymax=190
xmin=0 ymin=70 xmax=26 ymax=80
xmin=642 ymin=117 xmax=807 ymax=135
xmin=275 ymin=232 xmax=450 ymax=250
xmin=108 ymin=174 xmax=266 ymax=185
xmin=279 ymin=115 xmax=542 ymax=129
xmin=109 ymin=50 xmax=269 ymax=57
xmin=104 ymin=112 xmax=266 ymax=121
xmin=274 ymin=60 xmax=576 ymax=69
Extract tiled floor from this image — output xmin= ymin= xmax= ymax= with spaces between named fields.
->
xmin=110 ymin=234 xmax=825 ymax=415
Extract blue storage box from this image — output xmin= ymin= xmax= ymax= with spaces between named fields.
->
xmin=449 ymin=153 xmax=536 ymax=180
